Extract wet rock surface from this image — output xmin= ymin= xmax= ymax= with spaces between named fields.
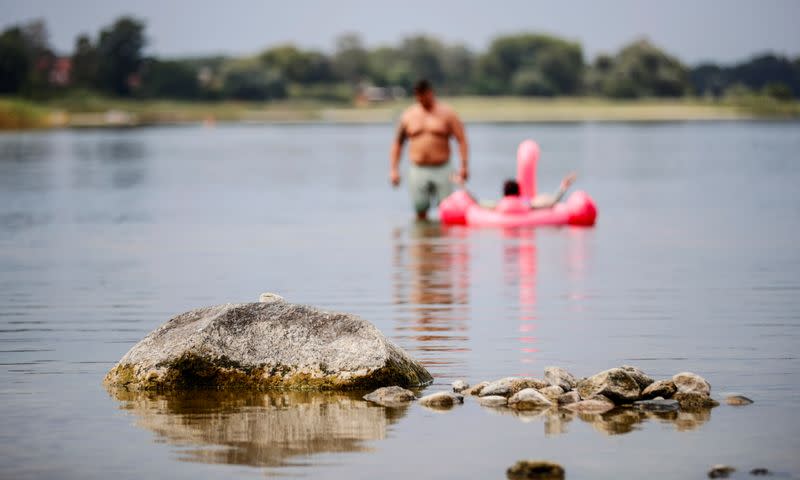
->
xmin=557 ymin=390 xmax=581 ymax=405
xmin=564 ymin=395 xmax=615 ymax=414
xmin=480 ymin=377 xmax=548 ymax=398
xmin=463 ymin=381 xmax=489 ymax=396
xmin=544 ymin=367 xmax=577 ymax=391
xmin=508 ymin=388 xmax=553 ymax=410
xmin=725 ymin=395 xmax=754 ymax=406
xmin=675 ymin=392 xmax=720 ymax=410
xmin=673 ymin=372 xmax=711 ymax=395
xmin=642 ymin=379 xmax=677 ymax=399
xmin=104 ymin=298 xmax=432 ymax=391
xmin=708 ymin=464 xmax=736 ymax=478
xmin=507 ymin=460 xmax=565 ymax=480
xmin=577 ymin=368 xmax=641 ymax=403
xmin=419 ymin=391 xmax=464 ymax=409
xmin=363 ymin=386 xmax=416 ymax=407
xmin=620 ymin=365 xmax=655 ymax=389
xmin=451 ymin=379 xmax=470 ymax=393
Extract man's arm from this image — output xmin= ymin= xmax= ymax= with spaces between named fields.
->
xmin=390 ymin=120 xmax=407 ymax=187
xmin=530 ymin=172 xmax=577 ymax=209
xmin=450 ymin=112 xmax=469 ymax=184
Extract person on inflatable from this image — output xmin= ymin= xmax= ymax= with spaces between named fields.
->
xmin=480 ymin=172 xmax=577 ymax=209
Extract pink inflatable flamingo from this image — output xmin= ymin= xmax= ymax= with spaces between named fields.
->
xmin=438 ymin=140 xmax=598 ymax=227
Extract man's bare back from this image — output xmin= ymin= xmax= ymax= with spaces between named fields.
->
xmin=390 ymin=80 xmax=469 ymax=219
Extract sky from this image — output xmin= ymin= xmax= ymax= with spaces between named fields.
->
xmin=1 ymin=0 xmax=798 ymax=65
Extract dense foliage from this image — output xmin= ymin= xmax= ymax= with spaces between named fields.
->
xmin=1 ymin=17 xmax=798 ymax=101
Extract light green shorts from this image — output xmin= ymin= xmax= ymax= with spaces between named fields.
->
xmin=408 ymin=163 xmax=454 ymax=214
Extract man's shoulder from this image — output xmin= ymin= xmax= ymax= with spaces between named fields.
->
xmin=436 ymin=102 xmax=459 ymax=119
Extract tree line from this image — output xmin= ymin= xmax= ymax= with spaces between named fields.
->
xmin=1 ymin=17 xmax=798 ymax=102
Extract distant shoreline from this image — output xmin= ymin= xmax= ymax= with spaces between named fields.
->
xmin=2 ymin=96 xmax=798 ymax=131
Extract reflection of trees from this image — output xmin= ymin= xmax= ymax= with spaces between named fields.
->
xmin=392 ymin=223 xmax=470 ymax=373
xmin=108 ymin=389 xmax=407 ymax=468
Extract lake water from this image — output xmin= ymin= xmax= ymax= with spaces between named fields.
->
xmin=0 ymin=121 xmax=798 ymax=479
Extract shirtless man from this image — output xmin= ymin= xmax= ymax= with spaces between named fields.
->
xmin=390 ymin=79 xmax=469 ymax=220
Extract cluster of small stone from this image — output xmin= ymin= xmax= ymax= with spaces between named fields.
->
xmin=708 ymin=465 xmax=771 ymax=478
xmin=363 ymin=366 xmax=754 ymax=414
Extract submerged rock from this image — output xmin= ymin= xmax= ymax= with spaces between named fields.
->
xmin=673 ymin=372 xmax=711 ymax=395
xmin=576 ymin=368 xmax=641 ymax=404
xmin=675 ymin=392 xmax=719 ymax=410
xmin=507 ymin=460 xmax=565 ymax=480
xmin=725 ymin=395 xmax=753 ymax=406
xmin=750 ymin=468 xmax=771 ymax=476
xmin=104 ymin=299 xmax=432 ymax=391
xmin=480 ymin=377 xmax=548 ymax=398
xmin=634 ymin=397 xmax=680 ymax=412
xmin=508 ymin=388 xmax=553 ymax=410
xmin=478 ymin=395 xmax=509 ymax=407
xmin=543 ymin=367 xmax=577 ymax=391
xmin=452 ymin=379 xmax=470 ymax=393
xmin=419 ymin=391 xmax=464 ymax=409
xmin=642 ymin=379 xmax=677 ymax=399
xmin=463 ymin=381 xmax=489 ymax=396
xmin=708 ymin=464 xmax=736 ymax=478
xmin=363 ymin=386 xmax=416 ymax=407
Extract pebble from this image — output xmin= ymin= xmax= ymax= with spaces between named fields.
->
xmin=725 ymin=395 xmax=754 ymax=406
xmin=419 ymin=391 xmax=464 ymax=409
xmin=708 ymin=464 xmax=736 ymax=478
xmin=507 ymin=460 xmax=565 ymax=480
xmin=452 ymin=379 xmax=470 ymax=393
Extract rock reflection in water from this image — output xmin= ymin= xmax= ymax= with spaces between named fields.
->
xmin=480 ymin=406 xmax=712 ymax=436
xmin=108 ymin=389 xmax=407 ymax=468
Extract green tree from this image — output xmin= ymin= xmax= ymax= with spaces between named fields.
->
xmin=259 ymin=45 xmax=334 ymax=84
xmin=476 ymin=34 xmax=583 ymax=96
xmin=140 ymin=59 xmax=199 ymax=99
xmin=222 ymin=60 xmax=286 ymax=100
xmin=96 ymin=17 xmax=146 ymax=96
xmin=0 ymin=27 xmax=31 ymax=94
xmin=71 ymin=34 xmax=98 ymax=88
xmin=600 ymin=39 xmax=689 ymax=98
xmin=332 ymin=33 xmax=368 ymax=84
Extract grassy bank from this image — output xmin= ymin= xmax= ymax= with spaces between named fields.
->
xmin=2 ymin=94 xmax=799 ymax=130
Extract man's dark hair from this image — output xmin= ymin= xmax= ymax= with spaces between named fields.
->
xmin=413 ymin=79 xmax=432 ymax=94
xmin=503 ymin=179 xmax=520 ymax=196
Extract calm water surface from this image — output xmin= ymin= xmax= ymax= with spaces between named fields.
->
xmin=0 ymin=122 xmax=798 ymax=479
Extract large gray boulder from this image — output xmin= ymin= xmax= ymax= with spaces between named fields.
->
xmin=104 ymin=299 xmax=432 ymax=391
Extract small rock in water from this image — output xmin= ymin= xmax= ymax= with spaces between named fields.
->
xmin=363 ymin=386 xmax=416 ymax=407
xmin=419 ymin=391 xmax=464 ymax=409
xmin=577 ymin=368 xmax=641 ymax=404
xmin=750 ymin=468 xmax=771 ymax=476
xmin=507 ymin=460 xmax=565 ymax=480
xmin=258 ymin=292 xmax=285 ymax=303
xmin=675 ymin=392 xmax=720 ymax=410
xmin=539 ymin=385 xmax=565 ymax=402
xmin=452 ymin=379 xmax=470 ymax=393
xmin=480 ymin=377 xmax=548 ymax=398
xmin=508 ymin=388 xmax=553 ymax=410
xmin=478 ymin=395 xmax=508 ymax=407
xmin=642 ymin=379 xmax=677 ymax=399
xmin=563 ymin=395 xmax=615 ymax=414
xmin=543 ymin=367 xmax=577 ymax=391
xmin=673 ymin=372 xmax=711 ymax=395
xmin=725 ymin=395 xmax=754 ymax=406
xmin=708 ymin=464 xmax=736 ymax=478
xmin=557 ymin=390 xmax=581 ymax=405
xmin=634 ymin=398 xmax=680 ymax=412
xmin=620 ymin=365 xmax=655 ymax=389
xmin=463 ymin=381 xmax=489 ymax=396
